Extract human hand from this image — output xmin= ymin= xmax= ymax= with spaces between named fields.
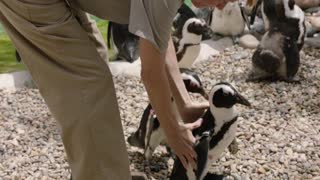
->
xmin=180 ymin=101 xmax=209 ymax=123
xmin=163 ymin=119 xmax=203 ymax=170
xmin=192 ymin=0 xmax=237 ymax=9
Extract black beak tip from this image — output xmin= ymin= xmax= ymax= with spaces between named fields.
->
xmin=237 ymin=94 xmax=251 ymax=107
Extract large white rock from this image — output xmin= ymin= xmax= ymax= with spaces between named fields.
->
xmin=108 ymin=38 xmax=234 ymax=77
xmin=239 ymin=34 xmax=260 ymax=49
xmin=0 ymin=71 xmax=34 ymax=89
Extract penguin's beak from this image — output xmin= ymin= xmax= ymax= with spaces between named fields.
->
xmin=236 ymin=93 xmax=251 ymax=107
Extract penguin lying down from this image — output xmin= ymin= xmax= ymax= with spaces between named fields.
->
xmin=170 ymin=82 xmax=250 ymax=180
xmin=247 ymin=29 xmax=300 ymax=82
xmin=127 ymin=68 xmax=208 ymax=158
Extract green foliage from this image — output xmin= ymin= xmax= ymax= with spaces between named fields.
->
xmin=0 ymin=34 xmax=25 ymax=73
xmin=0 ymin=17 xmax=110 ymax=73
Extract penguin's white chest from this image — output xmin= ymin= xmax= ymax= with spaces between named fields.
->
xmin=208 ymin=122 xmax=237 ymax=162
xmin=186 ymin=122 xmax=238 ymax=180
xmin=211 ymin=2 xmax=245 ymax=36
xmin=178 ymin=44 xmax=201 ymax=68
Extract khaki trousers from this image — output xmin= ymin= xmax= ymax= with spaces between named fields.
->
xmin=0 ymin=0 xmax=131 ymax=179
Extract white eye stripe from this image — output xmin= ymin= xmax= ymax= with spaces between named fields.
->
xmin=210 ymin=84 xmax=235 ymax=99
xmin=181 ymin=73 xmax=201 ymax=87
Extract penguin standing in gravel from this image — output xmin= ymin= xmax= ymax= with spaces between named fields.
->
xmin=248 ymin=29 xmax=300 ymax=82
xmin=248 ymin=0 xmax=305 ymax=82
xmin=174 ymin=18 xmax=210 ymax=69
xmin=107 ymin=21 xmax=139 ymax=63
xmin=127 ymin=68 xmax=208 ymax=158
xmin=251 ymin=0 xmax=306 ymax=50
xmin=170 ymin=82 xmax=251 ymax=180
xmin=173 ymin=3 xmax=213 ymax=40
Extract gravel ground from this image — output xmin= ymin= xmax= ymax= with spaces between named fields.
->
xmin=0 ymin=46 xmax=319 ymax=180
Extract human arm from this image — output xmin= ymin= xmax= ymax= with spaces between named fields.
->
xmin=139 ymin=38 xmax=201 ymax=169
xmin=165 ymin=36 xmax=209 ymax=123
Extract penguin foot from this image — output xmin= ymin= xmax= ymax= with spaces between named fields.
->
xmin=231 ymin=36 xmax=240 ymax=44
xmin=144 ymin=147 xmax=153 ymax=160
xmin=246 ymin=74 xmax=283 ymax=83
xmin=283 ymin=77 xmax=301 ymax=84
xmin=203 ymin=173 xmax=225 ymax=180
xmin=228 ymin=139 xmax=239 ymax=155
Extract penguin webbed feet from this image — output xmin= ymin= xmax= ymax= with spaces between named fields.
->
xmin=246 ymin=72 xmax=283 ymax=83
xmin=283 ymin=76 xmax=301 ymax=84
xmin=231 ymin=35 xmax=241 ymax=44
xmin=228 ymin=139 xmax=239 ymax=155
xmin=203 ymin=173 xmax=225 ymax=180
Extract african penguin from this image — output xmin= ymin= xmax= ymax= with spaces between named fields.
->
xmin=248 ymin=29 xmax=300 ymax=82
xmin=174 ymin=18 xmax=209 ymax=69
xmin=251 ymin=0 xmax=306 ymax=50
xmin=180 ymin=68 xmax=209 ymax=99
xmin=173 ymin=3 xmax=213 ymax=40
xmin=107 ymin=21 xmax=139 ymax=63
xmin=127 ymin=68 xmax=208 ymax=159
xmin=170 ymin=82 xmax=251 ymax=180
xmin=210 ymin=1 xmax=246 ymax=42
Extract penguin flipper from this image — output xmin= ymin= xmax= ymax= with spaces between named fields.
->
xmin=170 ymin=158 xmax=188 ymax=180
xmin=283 ymin=37 xmax=300 ymax=81
xmin=195 ymin=132 xmax=211 ymax=180
xmin=250 ymin=0 xmax=263 ymax=25
xmin=252 ymin=47 xmax=281 ymax=74
xmin=127 ymin=104 xmax=152 ymax=148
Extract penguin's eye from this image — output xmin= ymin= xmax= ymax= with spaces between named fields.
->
xmin=223 ymin=92 xmax=229 ymax=96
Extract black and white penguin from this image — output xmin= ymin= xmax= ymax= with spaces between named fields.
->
xmin=173 ymin=3 xmax=213 ymax=40
xmin=251 ymin=0 xmax=306 ymax=50
xmin=170 ymin=82 xmax=251 ymax=180
xmin=248 ymin=29 xmax=300 ymax=82
xmin=174 ymin=18 xmax=209 ymax=69
xmin=107 ymin=21 xmax=139 ymax=63
xmin=210 ymin=1 xmax=246 ymax=42
xmin=127 ymin=68 xmax=208 ymax=159
xmin=180 ymin=68 xmax=208 ymax=99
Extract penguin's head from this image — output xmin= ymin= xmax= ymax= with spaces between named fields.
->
xmin=182 ymin=18 xmax=211 ymax=42
xmin=119 ymin=34 xmax=139 ymax=63
xmin=180 ymin=68 xmax=209 ymax=99
xmin=209 ymin=82 xmax=250 ymax=109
